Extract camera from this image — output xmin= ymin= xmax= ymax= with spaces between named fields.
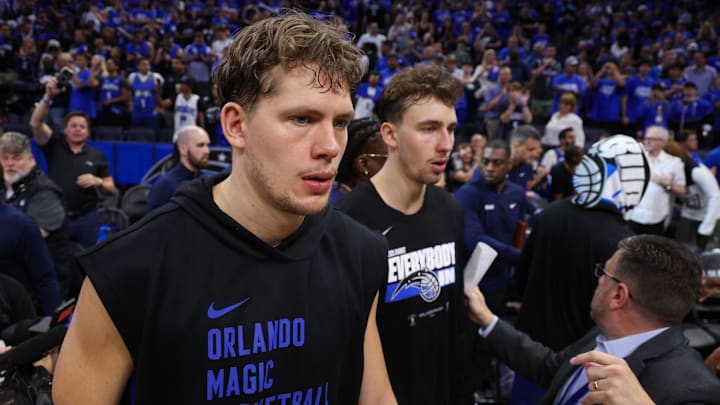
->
xmin=57 ymin=66 xmax=74 ymax=89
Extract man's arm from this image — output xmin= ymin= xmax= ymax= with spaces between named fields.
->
xmin=20 ymin=220 xmax=60 ymax=316
xmin=53 ymin=278 xmax=133 ymax=404
xmin=75 ymin=174 xmax=116 ymax=195
xmin=358 ymin=293 xmax=396 ymax=405
xmin=465 ymin=286 xmax=564 ymax=388
xmin=29 ymin=77 xmax=63 ymax=146
xmin=693 ymin=167 xmax=720 ymax=236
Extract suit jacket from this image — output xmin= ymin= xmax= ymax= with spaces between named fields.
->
xmin=485 ymin=320 xmax=720 ymax=404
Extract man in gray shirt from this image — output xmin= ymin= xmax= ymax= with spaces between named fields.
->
xmin=0 ymin=131 xmax=80 ymax=297
xmin=684 ymin=51 xmax=717 ymax=97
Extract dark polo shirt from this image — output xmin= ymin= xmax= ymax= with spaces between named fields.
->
xmin=40 ymin=136 xmax=110 ymax=216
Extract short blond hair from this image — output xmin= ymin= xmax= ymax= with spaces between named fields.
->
xmin=559 ymin=93 xmax=577 ymax=110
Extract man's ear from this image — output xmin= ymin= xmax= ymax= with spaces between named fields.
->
xmin=221 ymin=102 xmax=248 ymax=149
xmin=380 ymin=122 xmax=398 ymax=150
xmin=609 ymin=283 xmax=632 ymax=310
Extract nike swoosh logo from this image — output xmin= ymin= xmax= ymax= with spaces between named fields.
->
xmin=381 ymin=226 xmax=393 ymax=236
xmin=207 ymin=298 xmax=249 ymax=320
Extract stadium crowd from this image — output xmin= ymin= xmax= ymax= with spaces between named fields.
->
xmin=0 ymin=1 xmax=720 ymax=404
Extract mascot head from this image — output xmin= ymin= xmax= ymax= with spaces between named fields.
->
xmin=572 ymin=134 xmax=650 ymax=213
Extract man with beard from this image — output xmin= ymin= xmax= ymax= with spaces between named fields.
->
xmin=53 ymin=12 xmax=396 ymax=404
xmin=465 ymin=235 xmax=720 ymax=404
xmin=145 ymin=125 xmax=210 ymax=213
xmin=0 ymin=133 xmax=62 ymax=315
xmin=338 ymin=65 xmax=465 ymax=405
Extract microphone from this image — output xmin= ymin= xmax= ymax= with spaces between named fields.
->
xmin=0 ymin=325 xmax=66 ymax=370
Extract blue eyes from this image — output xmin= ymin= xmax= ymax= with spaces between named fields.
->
xmin=292 ymin=116 xmax=349 ymax=129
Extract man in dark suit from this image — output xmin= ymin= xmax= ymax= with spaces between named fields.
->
xmin=466 ymin=234 xmax=720 ymax=404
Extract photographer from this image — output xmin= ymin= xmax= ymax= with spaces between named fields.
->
xmin=29 ymin=77 xmax=116 ymax=248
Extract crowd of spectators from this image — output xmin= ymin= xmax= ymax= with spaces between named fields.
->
xmin=1 ymin=1 xmax=720 ymax=402
xmin=0 ymin=0 xmax=716 ymax=146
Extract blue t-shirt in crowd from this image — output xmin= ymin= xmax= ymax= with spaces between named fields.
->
xmin=625 ymin=75 xmax=656 ymax=122
xmin=552 ymin=73 xmax=586 ymax=112
xmin=126 ymin=40 xmax=150 ymax=58
xmin=69 ymin=68 xmax=97 ymax=118
xmin=498 ymin=46 xmax=527 ymax=61
xmin=591 ymin=77 xmax=624 ymax=122
xmin=703 ymin=146 xmax=720 ymax=185
xmin=667 ymin=98 xmax=713 ymax=125
xmin=702 ymin=88 xmax=720 ymax=131
xmin=355 ymin=82 xmax=383 ymax=103
xmin=641 ymin=100 xmax=669 ymax=130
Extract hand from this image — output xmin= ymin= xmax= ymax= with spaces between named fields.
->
xmin=76 ymin=174 xmax=102 ymax=189
xmin=535 ymin=165 xmax=549 ymax=179
xmin=650 ymin=173 xmax=670 ymax=187
xmin=700 ymin=275 xmax=720 ymax=302
xmin=520 ymin=90 xmax=530 ymax=105
xmin=705 ymin=346 xmax=720 ymax=375
xmin=570 ymin=351 xmax=655 ymax=405
xmin=621 ymin=115 xmax=630 ymax=125
xmin=464 ymin=286 xmax=495 ymax=327
xmin=45 ymin=76 xmax=63 ymax=98
xmin=103 ymin=99 xmax=112 ymax=107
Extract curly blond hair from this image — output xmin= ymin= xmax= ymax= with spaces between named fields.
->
xmin=214 ymin=10 xmax=365 ymax=113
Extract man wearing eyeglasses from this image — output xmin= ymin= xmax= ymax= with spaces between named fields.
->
xmin=466 ymin=234 xmax=720 ymax=404
xmin=629 ymin=125 xmax=686 ymax=235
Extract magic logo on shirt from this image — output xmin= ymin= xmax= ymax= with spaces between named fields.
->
xmin=385 ymin=242 xmax=456 ymax=303
xmin=205 ymin=300 xmax=330 ymax=404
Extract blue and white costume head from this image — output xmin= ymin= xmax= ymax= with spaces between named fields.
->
xmin=572 ymin=135 xmax=650 ymax=213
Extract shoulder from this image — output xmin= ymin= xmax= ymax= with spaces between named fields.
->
xmin=335 ymin=182 xmax=376 ymax=213
xmin=326 ymin=208 xmax=387 ymax=250
xmin=30 ymin=188 xmax=63 ymax=203
xmin=84 ymin=144 xmax=108 ymax=160
xmin=642 ymin=343 xmax=720 ymax=401
xmin=4 ymin=206 xmax=36 ymax=231
xmin=79 ymin=203 xmax=183 ymax=271
xmin=504 ymin=180 xmax=527 ymax=195
xmin=426 ymin=186 xmax=463 ymax=214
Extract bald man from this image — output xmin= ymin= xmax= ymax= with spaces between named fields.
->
xmin=146 ymin=125 xmax=210 ymax=213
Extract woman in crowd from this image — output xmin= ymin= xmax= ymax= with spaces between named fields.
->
xmin=329 ymin=118 xmax=387 ymax=204
xmin=665 ymin=141 xmax=720 ymax=252
xmin=472 ymin=49 xmax=500 ymax=100
xmin=543 ymin=93 xmax=585 ymax=148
